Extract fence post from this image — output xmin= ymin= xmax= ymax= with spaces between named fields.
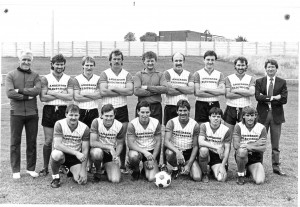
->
xmin=15 ymin=42 xmax=18 ymax=57
xmin=72 ymin=41 xmax=74 ymax=57
xmin=171 ymin=41 xmax=173 ymax=56
xmin=270 ymin=42 xmax=272 ymax=54
xmin=29 ymin=42 xmax=31 ymax=50
xmin=227 ymin=41 xmax=230 ymax=57
xmin=43 ymin=42 xmax=46 ymax=57
xmin=283 ymin=42 xmax=286 ymax=56
xmin=114 ymin=41 xmax=116 ymax=49
xmin=185 ymin=41 xmax=187 ymax=56
xmin=157 ymin=42 xmax=159 ymax=56
xmin=128 ymin=41 xmax=130 ymax=56
xmin=100 ymin=41 xmax=102 ymax=57
xmin=255 ymin=42 xmax=258 ymax=55
xmin=241 ymin=42 xmax=244 ymax=55
xmin=199 ymin=41 xmax=201 ymax=56
xmin=143 ymin=42 xmax=145 ymax=54
xmin=213 ymin=40 xmax=216 ymax=51
xmin=86 ymin=41 xmax=88 ymax=56
xmin=57 ymin=41 xmax=60 ymax=54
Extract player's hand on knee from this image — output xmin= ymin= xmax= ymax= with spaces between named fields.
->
xmin=75 ymin=152 xmax=86 ymax=162
xmin=176 ymin=151 xmax=185 ymax=165
xmin=181 ymin=164 xmax=190 ymax=175
xmin=145 ymin=158 xmax=154 ymax=170
xmin=145 ymin=152 xmax=154 ymax=161
xmin=113 ymin=156 xmax=120 ymax=165
xmin=216 ymin=146 xmax=224 ymax=159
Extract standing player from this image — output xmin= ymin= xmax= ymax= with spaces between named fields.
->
xmin=164 ymin=100 xmax=201 ymax=181
xmin=233 ymin=106 xmax=267 ymax=185
xmin=50 ymin=104 xmax=90 ymax=188
xmin=133 ymin=51 xmax=168 ymax=124
xmin=198 ymin=107 xmax=231 ymax=183
xmin=90 ymin=104 xmax=126 ymax=183
xmin=74 ymin=56 xmax=101 ymax=127
xmin=127 ymin=101 xmax=161 ymax=181
xmin=39 ymin=54 xmax=74 ymax=176
xmin=6 ymin=49 xmax=41 ymax=178
xmin=223 ymin=57 xmax=255 ymax=137
xmin=193 ymin=50 xmax=225 ymax=125
xmin=100 ymin=49 xmax=133 ymax=173
xmin=255 ymin=59 xmax=288 ymax=176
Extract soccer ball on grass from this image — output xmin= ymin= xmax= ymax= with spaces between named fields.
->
xmin=154 ymin=171 xmax=171 ymax=188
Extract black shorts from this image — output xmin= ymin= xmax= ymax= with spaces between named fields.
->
xmin=136 ymin=102 xmax=162 ymax=124
xmin=42 ymin=105 xmax=67 ymax=128
xmin=115 ymin=105 xmax=129 ymax=123
xmin=164 ymin=105 xmax=178 ymax=126
xmin=165 ymin=148 xmax=193 ymax=162
xmin=79 ymin=108 xmax=99 ymax=128
xmin=102 ymin=150 xmax=114 ymax=164
xmin=138 ymin=149 xmax=160 ymax=163
xmin=63 ymin=153 xmax=82 ymax=169
xmin=235 ymin=151 xmax=263 ymax=166
xmin=223 ymin=105 xmax=243 ymax=125
xmin=195 ymin=101 xmax=220 ymax=123
xmin=208 ymin=150 xmax=222 ymax=167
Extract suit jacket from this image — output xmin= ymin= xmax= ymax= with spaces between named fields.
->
xmin=255 ymin=76 xmax=288 ymax=124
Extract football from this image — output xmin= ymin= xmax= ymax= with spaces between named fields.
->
xmin=154 ymin=171 xmax=171 ymax=188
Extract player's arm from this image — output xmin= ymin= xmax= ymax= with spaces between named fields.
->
xmin=127 ymin=123 xmax=154 ymax=158
xmin=5 ymin=73 xmax=31 ymax=100
xmin=193 ymin=72 xmax=215 ymax=97
xmin=185 ymin=124 xmax=200 ymax=171
xmin=245 ymin=127 xmax=267 ymax=153
xmin=152 ymin=123 xmax=162 ymax=160
xmin=146 ymin=73 xmax=168 ymax=94
xmin=225 ymin=77 xmax=243 ymax=99
xmin=99 ymin=72 xmax=120 ymax=97
xmin=115 ymin=124 xmax=126 ymax=158
xmin=233 ymin=77 xmax=256 ymax=97
xmin=198 ymin=124 xmax=222 ymax=151
xmin=221 ymin=130 xmax=231 ymax=165
xmin=77 ymin=126 xmax=90 ymax=184
xmin=73 ymin=78 xmax=93 ymax=102
xmin=80 ymin=79 xmax=102 ymax=99
xmin=39 ymin=76 xmax=57 ymax=102
xmin=232 ymin=124 xmax=242 ymax=150
xmin=47 ymin=78 xmax=74 ymax=101
xmin=110 ymin=73 xmax=134 ymax=96
xmin=204 ymin=73 xmax=226 ymax=96
xmin=175 ymin=81 xmax=194 ymax=94
xmin=133 ymin=73 xmax=156 ymax=97
xmin=271 ymin=80 xmax=288 ymax=105
xmin=164 ymin=71 xmax=181 ymax=95
xmin=255 ymin=78 xmax=272 ymax=103
xmin=17 ymin=74 xmax=41 ymax=97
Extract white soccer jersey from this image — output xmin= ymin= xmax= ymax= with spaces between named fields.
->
xmin=58 ymin=118 xmax=87 ymax=151
xmin=96 ymin=118 xmax=123 ymax=150
xmin=131 ymin=117 xmax=159 ymax=151
xmin=165 ymin=68 xmax=190 ymax=105
xmin=196 ymin=68 xmax=221 ymax=102
xmin=238 ymin=122 xmax=265 ymax=144
xmin=75 ymin=74 xmax=100 ymax=109
xmin=101 ymin=68 xmax=128 ymax=108
xmin=45 ymin=73 xmax=70 ymax=106
xmin=204 ymin=122 xmax=229 ymax=154
xmin=170 ymin=117 xmax=197 ymax=151
xmin=226 ymin=74 xmax=252 ymax=107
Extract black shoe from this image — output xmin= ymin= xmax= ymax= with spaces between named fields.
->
xmin=93 ymin=173 xmax=101 ymax=182
xmin=39 ymin=168 xmax=49 ymax=176
xmin=51 ymin=178 xmax=61 ymax=188
xmin=159 ymin=164 xmax=168 ymax=173
xmin=171 ymin=169 xmax=180 ymax=180
xmin=131 ymin=170 xmax=140 ymax=181
xmin=237 ymin=176 xmax=245 ymax=185
xmin=67 ymin=170 xmax=73 ymax=178
xmin=273 ymin=169 xmax=286 ymax=176
xmin=202 ymin=174 xmax=209 ymax=183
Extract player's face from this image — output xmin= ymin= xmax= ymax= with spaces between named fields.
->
xmin=52 ymin=62 xmax=65 ymax=75
xmin=143 ymin=58 xmax=156 ymax=70
xmin=66 ymin=111 xmax=80 ymax=125
xmin=110 ymin=54 xmax=123 ymax=70
xmin=235 ymin=60 xmax=247 ymax=75
xmin=204 ymin=55 xmax=215 ymax=70
xmin=83 ymin=61 xmax=95 ymax=76
xmin=19 ymin=55 xmax=32 ymax=70
xmin=173 ymin=54 xmax=184 ymax=72
xmin=102 ymin=110 xmax=115 ymax=127
xmin=177 ymin=106 xmax=190 ymax=122
xmin=209 ymin=113 xmax=222 ymax=127
xmin=265 ymin=63 xmax=277 ymax=77
xmin=243 ymin=113 xmax=256 ymax=127
xmin=138 ymin=106 xmax=151 ymax=122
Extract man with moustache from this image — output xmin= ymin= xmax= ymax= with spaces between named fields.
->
xmin=255 ymin=59 xmax=288 ymax=176
xmin=127 ymin=101 xmax=161 ymax=181
xmin=133 ymin=51 xmax=168 ymax=124
xmin=90 ymin=104 xmax=126 ymax=183
xmin=223 ymin=57 xmax=255 ymax=138
xmin=6 ymin=49 xmax=41 ymax=179
xmin=198 ymin=107 xmax=231 ymax=183
xmin=100 ymin=49 xmax=133 ymax=173
xmin=50 ymin=104 xmax=90 ymax=188
xmin=164 ymin=100 xmax=201 ymax=181
xmin=233 ymin=106 xmax=267 ymax=185
xmin=193 ymin=50 xmax=225 ymax=125
xmin=39 ymin=54 xmax=74 ymax=176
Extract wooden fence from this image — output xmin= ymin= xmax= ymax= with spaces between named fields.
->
xmin=1 ymin=41 xmax=299 ymax=57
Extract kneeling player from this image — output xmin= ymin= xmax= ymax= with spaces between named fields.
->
xmin=50 ymin=104 xmax=90 ymax=188
xmin=198 ymin=107 xmax=231 ymax=183
xmin=233 ymin=106 xmax=267 ymax=185
xmin=164 ymin=99 xmax=201 ymax=181
xmin=127 ymin=101 xmax=161 ymax=181
xmin=90 ymin=104 xmax=126 ymax=183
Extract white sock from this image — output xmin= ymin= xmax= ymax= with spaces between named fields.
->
xmin=173 ymin=167 xmax=178 ymax=171
xmin=238 ymin=172 xmax=245 ymax=176
xmin=52 ymin=174 xmax=60 ymax=179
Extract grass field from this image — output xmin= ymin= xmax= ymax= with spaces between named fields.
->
xmin=0 ymin=56 xmax=298 ymax=205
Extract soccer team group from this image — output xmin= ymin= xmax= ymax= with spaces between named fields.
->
xmin=6 ymin=48 xmax=288 ymax=188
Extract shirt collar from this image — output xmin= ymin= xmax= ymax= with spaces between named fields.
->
xmin=17 ymin=66 xmax=32 ymax=74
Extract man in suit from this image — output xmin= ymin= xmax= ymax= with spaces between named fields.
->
xmin=255 ymin=59 xmax=288 ymax=176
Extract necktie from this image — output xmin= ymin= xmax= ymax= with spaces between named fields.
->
xmin=268 ymin=78 xmax=273 ymax=96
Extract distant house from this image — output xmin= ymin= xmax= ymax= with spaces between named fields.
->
xmin=158 ymin=30 xmax=231 ymax=41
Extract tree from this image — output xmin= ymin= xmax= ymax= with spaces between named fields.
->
xmin=124 ymin=32 xmax=136 ymax=41
xmin=139 ymin=32 xmax=158 ymax=42
xmin=235 ymin=36 xmax=247 ymax=42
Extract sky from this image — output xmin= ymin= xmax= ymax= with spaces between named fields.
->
xmin=0 ymin=0 xmax=300 ymax=42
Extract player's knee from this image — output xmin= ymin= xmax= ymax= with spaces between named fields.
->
xmin=51 ymin=150 xmax=64 ymax=161
xmin=90 ymin=148 xmax=103 ymax=161
xmin=128 ymin=150 xmax=139 ymax=162
xmin=236 ymin=148 xmax=248 ymax=158
xmin=199 ymin=147 xmax=209 ymax=159
xmin=110 ymin=176 xmax=121 ymax=183
xmin=217 ymin=173 xmax=227 ymax=182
